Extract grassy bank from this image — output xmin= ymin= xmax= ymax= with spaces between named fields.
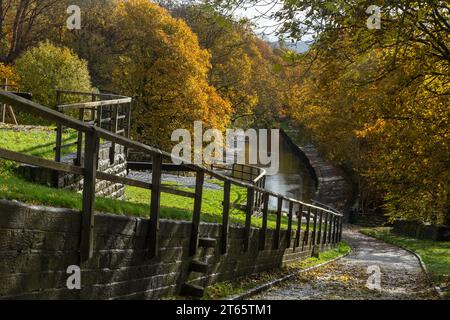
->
xmin=201 ymin=242 xmax=351 ymax=300
xmin=0 ymin=126 xmax=291 ymax=228
xmin=360 ymin=227 xmax=450 ymax=297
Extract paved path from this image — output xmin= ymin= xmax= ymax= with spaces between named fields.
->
xmin=252 ymin=227 xmax=437 ymax=300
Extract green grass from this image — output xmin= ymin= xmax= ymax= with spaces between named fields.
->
xmin=199 ymin=242 xmax=351 ymax=300
xmin=0 ymin=126 xmax=292 ymax=228
xmin=0 ymin=126 xmax=77 ymax=159
xmin=360 ymin=227 xmax=450 ymax=295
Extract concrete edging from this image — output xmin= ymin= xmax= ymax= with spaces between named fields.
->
xmin=225 ymin=249 xmax=352 ymax=300
xmin=359 ymin=231 xmax=445 ymax=300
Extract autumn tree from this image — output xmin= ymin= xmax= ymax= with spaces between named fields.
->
xmin=215 ymin=0 xmax=450 ymax=224
xmin=0 ymin=0 xmax=65 ymax=63
xmin=102 ymin=0 xmax=231 ymax=150
xmin=172 ymin=4 xmax=286 ymax=128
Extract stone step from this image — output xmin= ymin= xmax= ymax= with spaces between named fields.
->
xmin=180 ymin=284 xmax=205 ymax=298
xmin=198 ymin=238 xmax=216 ymax=248
xmin=189 ymin=260 xmax=209 ymax=273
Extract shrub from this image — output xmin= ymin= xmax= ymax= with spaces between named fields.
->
xmin=15 ymin=41 xmax=92 ymax=109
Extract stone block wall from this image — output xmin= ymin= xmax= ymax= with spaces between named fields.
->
xmin=17 ymin=143 xmax=127 ymax=200
xmin=0 ymin=199 xmax=334 ymax=300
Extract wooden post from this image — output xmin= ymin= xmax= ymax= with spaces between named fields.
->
xmin=286 ymin=201 xmax=294 ymax=248
xmin=322 ymin=212 xmax=328 ymax=246
xmin=295 ymin=204 xmax=303 ymax=249
xmin=55 ymin=92 xmax=63 ymax=162
xmin=332 ymin=216 xmax=337 ymax=245
xmin=303 ymin=207 xmax=311 ymax=250
xmin=190 ymin=170 xmax=204 ymax=256
xmin=274 ymin=197 xmax=283 ymax=249
xmin=339 ymin=217 xmax=343 ymax=242
xmin=259 ymin=193 xmax=269 ymax=251
xmin=243 ymin=187 xmax=254 ymax=252
xmin=328 ymin=213 xmax=333 ymax=244
xmin=1 ymin=78 xmax=7 ymax=123
xmin=317 ymin=209 xmax=323 ymax=246
xmin=75 ymin=108 xmax=84 ymax=166
xmin=109 ymin=103 xmax=119 ymax=164
xmin=148 ymin=153 xmax=162 ymax=259
xmin=311 ymin=208 xmax=318 ymax=248
xmin=80 ymin=128 xmax=99 ymax=262
xmin=221 ymin=181 xmax=231 ymax=254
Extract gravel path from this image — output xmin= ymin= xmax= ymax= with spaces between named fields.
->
xmin=252 ymin=227 xmax=438 ymax=300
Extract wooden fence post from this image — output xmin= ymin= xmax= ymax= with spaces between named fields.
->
xmin=55 ymin=92 xmax=62 ymax=162
xmin=322 ymin=212 xmax=328 ymax=245
xmin=221 ymin=181 xmax=231 ymax=254
xmin=332 ymin=216 xmax=337 ymax=245
xmin=328 ymin=213 xmax=333 ymax=244
xmin=148 ymin=153 xmax=162 ymax=259
xmin=243 ymin=187 xmax=254 ymax=252
xmin=190 ymin=170 xmax=204 ymax=256
xmin=311 ymin=208 xmax=318 ymax=248
xmin=286 ymin=201 xmax=294 ymax=248
xmin=295 ymin=204 xmax=303 ymax=249
xmin=317 ymin=209 xmax=323 ymax=246
xmin=75 ymin=108 xmax=84 ymax=166
xmin=303 ymin=207 xmax=311 ymax=250
xmin=274 ymin=197 xmax=283 ymax=249
xmin=80 ymin=128 xmax=99 ymax=262
xmin=259 ymin=192 xmax=269 ymax=251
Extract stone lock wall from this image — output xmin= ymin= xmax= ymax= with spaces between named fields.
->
xmin=0 ymin=199 xmax=334 ymax=300
xmin=17 ymin=143 xmax=127 ymax=200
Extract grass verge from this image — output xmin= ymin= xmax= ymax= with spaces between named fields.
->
xmin=360 ymin=227 xmax=450 ymax=298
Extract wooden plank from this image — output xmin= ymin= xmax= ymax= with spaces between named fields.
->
xmin=148 ymin=154 xmax=162 ymax=259
xmin=58 ymin=98 xmax=132 ymax=111
xmin=311 ymin=208 xmax=318 ymax=248
xmin=221 ymin=181 xmax=231 ymax=254
xmin=80 ymin=129 xmax=99 ymax=262
xmin=243 ymin=187 xmax=255 ymax=252
xmin=259 ymin=193 xmax=269 ymax=251
xmin=274 ymin=197 xmax=283 ymax=249
xmin=286 ymin=201 xmax=294 ymax=248
xmin=190 ymin=171 xmax=205 ymax=256
xmin=0 ymin=148 xmax=84 ymax=175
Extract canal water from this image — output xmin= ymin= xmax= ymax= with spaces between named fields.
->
xmin=243 ymin=132 xmax=316 ymax=210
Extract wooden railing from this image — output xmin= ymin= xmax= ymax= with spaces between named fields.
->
xmin=0 ymin=90 xmax=344 ymax=263
xmin=54 ymin=89 xmax=132 ymax=165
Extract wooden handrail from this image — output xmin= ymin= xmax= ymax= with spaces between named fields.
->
xmin=0 ymin=90 xmax=344 ymax=264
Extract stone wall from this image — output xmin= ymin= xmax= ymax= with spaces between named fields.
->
xmin=17 ymin=143 xmax=127 ymax=200
xmin=0 ymin=199 xmax=334 ymax=300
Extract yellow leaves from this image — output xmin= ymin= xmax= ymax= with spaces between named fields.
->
xmin=356 ymin=119 xmax=386 ymax=138
xmin=0 ymin=63 xmax=19 ymax=86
